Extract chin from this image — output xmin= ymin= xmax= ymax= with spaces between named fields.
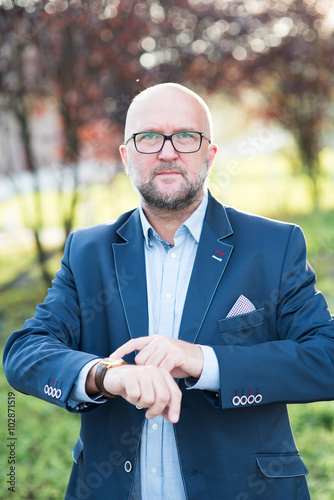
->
xmin=143 ymin=186 xmax=202 ymax=211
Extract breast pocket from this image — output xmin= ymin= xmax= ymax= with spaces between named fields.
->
xmin=217 ymin=309 xmax=266 ymax=350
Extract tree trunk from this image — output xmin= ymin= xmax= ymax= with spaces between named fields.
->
xmin=13 ymin=94 xmax=53 ymax=285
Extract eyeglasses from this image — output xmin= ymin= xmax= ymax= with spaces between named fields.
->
xmin=125 ymin=131 xmax=211 ymax=154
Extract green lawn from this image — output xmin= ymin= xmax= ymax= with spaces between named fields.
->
xmin=1 ymin=160 xmax=334 ymax=499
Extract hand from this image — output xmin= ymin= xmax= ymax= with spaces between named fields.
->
xmin=103 ymin=364 xmax=182 ymax=423
xmin=110 ymin=335 xmax=204 ymax=379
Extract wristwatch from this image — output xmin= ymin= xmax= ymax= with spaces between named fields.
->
xmin=95 ymin=358 xmax=127 ymax=398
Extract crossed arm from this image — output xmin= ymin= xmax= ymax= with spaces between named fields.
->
xmin=86 ymin=336 xmax=204 ymax=423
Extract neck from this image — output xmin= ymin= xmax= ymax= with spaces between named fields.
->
xmin=142 ymin=196 xmax=203 ymax=244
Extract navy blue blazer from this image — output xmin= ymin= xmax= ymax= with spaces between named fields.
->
xmin=4 ymin=192 xmax=334 ymax=499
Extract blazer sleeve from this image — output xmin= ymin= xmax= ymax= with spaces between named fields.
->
xmin=213 ymin=225 xmax=334 ymax=409
xmin=3 ymin=233 xmax=100 ymax=413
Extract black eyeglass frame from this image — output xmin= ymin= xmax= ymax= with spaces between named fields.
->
xmin=125 ymin=130 xmax=211 ymax=154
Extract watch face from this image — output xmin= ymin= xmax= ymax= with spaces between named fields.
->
xmin=101 ymin=358 xmax=126 ymax=368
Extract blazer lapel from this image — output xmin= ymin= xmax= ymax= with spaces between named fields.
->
xmin=112 ymin=209 xmax=149 ymax=340
xmin=179 ymin=194 xmax=234 ymax=344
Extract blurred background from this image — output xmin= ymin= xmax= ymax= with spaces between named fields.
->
xmin=0 ymin=0 xmax=334 ymax=498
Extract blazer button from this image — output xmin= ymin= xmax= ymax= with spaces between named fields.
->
xmin=240 ymin=395 xmax=248 ymax=405
xmin=255 ymin=394 xmax=263 ymax=403
xmin=124 ymin=461 xmax=132 ymax=473
xmin=232 ymin=396 xmax=240 ymax=406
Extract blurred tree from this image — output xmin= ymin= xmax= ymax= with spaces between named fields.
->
xmin=0 ymin=0 xmax=153 ymax=283
xmin=228 ymin=0 xmax=334 ymax=208
xmin=138 ymin=0 xmax=334 ymax=207
xmin=0 ymin=5 xmax=53 ymax=283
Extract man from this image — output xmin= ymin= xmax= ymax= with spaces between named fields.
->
xmin=3 ymin=83 xmax=334 ymax=500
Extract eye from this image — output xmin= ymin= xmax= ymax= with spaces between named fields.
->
xmin=138 ymin=133 xmax=161 ymax=141
xmin=174 ymin=132 xmax=199 ymax=143
xmin=176 ymin=132 xmax=193 ymax=139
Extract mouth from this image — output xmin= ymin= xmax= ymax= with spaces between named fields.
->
xmin=149 ymin=164 xmax=187 ymax=183
xmin=156 ymin=170 xmax=182 ymax=176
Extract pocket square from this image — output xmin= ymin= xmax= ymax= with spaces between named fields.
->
xmin=227 ymin=295 xmax=256 ymax=318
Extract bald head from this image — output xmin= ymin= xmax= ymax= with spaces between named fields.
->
xmin=124 ymin=83 xmax=213 ymax=142
xmin=119 ymin=82 xmax=218 ymax=216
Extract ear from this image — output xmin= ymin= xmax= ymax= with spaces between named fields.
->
xmin=119 ymin=144 xmax=129 ymax=174
xmin=207 ymin=144 xmax=218 ymax=173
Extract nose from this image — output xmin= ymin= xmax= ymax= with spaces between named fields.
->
xmin=158 ymin=138 xmax=178 ymax=161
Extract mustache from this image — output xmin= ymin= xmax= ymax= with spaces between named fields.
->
xmin=149 ymin=163 xmax=187 ymax=179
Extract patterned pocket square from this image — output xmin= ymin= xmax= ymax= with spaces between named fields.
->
xmin=226 ymin=295 xmax=256 ymax=318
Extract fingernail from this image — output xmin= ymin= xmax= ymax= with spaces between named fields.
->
xmin=170 ymin=413 xmax=179 ymax=423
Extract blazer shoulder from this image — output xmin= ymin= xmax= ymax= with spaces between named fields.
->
xmin=225 ymin=205 xmax=297 ymax=236
xmin=221 ymin=206 xmax=307 ymax=263
xmin=207 ymin=192 xmax=299 ymax=241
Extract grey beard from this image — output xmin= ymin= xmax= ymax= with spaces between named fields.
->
xmin=130 ymin=160 xmax=209 ymax=212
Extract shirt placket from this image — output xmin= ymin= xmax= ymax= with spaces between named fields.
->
xmin=142 ymin=415 xmax=164 ymax=498
xmin=158 ymin=244 xmax=179 ymax=338
xmin=142 ymin=235 xmax=184 ymax=499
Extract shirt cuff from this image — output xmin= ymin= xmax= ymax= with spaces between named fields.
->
xmin=67 ymin=358 xmax=106 ymax=408
xmin=186 ymin=345 xmax=220 ymax=391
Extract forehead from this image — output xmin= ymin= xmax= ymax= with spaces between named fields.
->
xmin=125 ymin=88 xmax=208 ymax=137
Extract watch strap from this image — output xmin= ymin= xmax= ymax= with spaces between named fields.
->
xmin=95 ymin=358 xmax=126 ymax=398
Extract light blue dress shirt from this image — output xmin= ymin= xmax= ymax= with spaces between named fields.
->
xmin=70 ymin=191 xmax=220 ymax=499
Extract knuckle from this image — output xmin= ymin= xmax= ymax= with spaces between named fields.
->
xmin=134 ymin=353 xmax=143 ymax=364
xmin=152 ymin=365 xmax=165 ymax=376
xmin=157 ymin=366 xmax=167 ymax=375
xmin=159 ymin=393 xmax=170 ymax=405
xmin=127 ymin=386 xmax=141 ymax=401
xmin=143 ymin=395 xmax=156 ymax=406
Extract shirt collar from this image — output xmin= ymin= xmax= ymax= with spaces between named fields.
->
xmin=139 ymin=191 xmax=208 ymax=249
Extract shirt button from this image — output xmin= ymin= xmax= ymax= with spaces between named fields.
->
xmin=152 ymin=423 xmax=158 ymax=430
xmin=170 ymin=252 xmax=176 ymax=259
xmin=166 ymin=292 xmax=172 ymax=299
xmin=151 ymin=467 xmax=157 ymax=474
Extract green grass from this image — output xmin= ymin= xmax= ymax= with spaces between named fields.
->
xmin=289 ymin=402 xmax=334 ymax=499
xmin=210 ymin=148 xmax=334 ymax=217
xmin=1 ymin=162 xmax=334 ymax=499
xmin=0 ymin=375 xmax=80 ymax=500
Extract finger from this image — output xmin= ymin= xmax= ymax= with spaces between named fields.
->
xmin=110 ymin=337 xmax=153 ymax=359
xmin=160 ymin=389 xmax=182 ymax=424
xmin=135 ymin=345 xmax=170 ymax=367
xmin=120 ymin=376 xmax=141 ymax=403
xmin=142 ymin=340 xmax=181 ymax=372
xmin=126 ymin=376 xmax=155 ymax=408
xmin=165 ymin=377 xmax=182 ymax=423
xmin=145 ymin=371 xmax=182 ymax=423
xmin=161 ymin=404 xmax=180 ymax=424
xmin=134 ymin=336 xmax=177 ymax=368
xmin=116 ymin=365 xmax=154 ymax=408
xmin=157 ymin=352 xmax=179 ymax=373
xmin=143 ymin=369 xmax=170 ymax=419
